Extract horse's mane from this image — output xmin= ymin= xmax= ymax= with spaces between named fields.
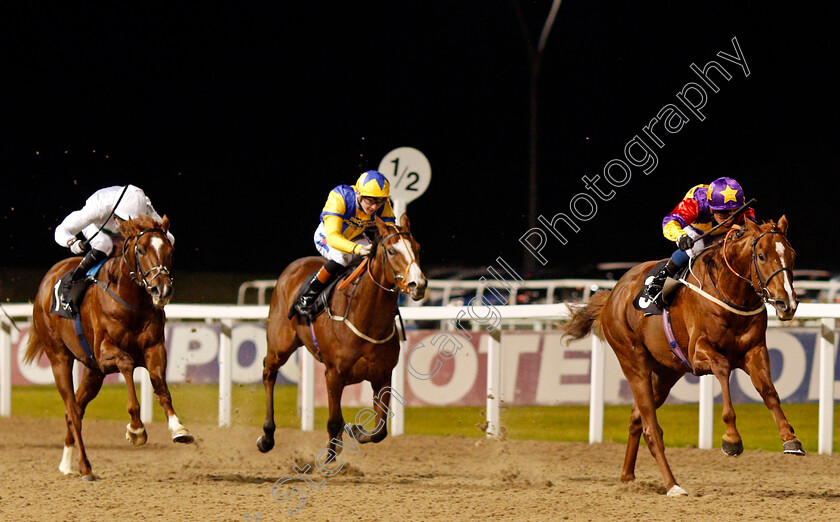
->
xmin=119 ymin=214 xmax=169 ymax=238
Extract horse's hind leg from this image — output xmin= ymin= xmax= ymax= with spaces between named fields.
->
xmin=742 ymin=343 xmax=804 ymax=455
xmin=50 ymin=355 xmax=95 ymax=479
xmin=257 ymin=325 xmax=299 ymax=453
xmin=62 ymin=365 xmax=105 ymax=472
xmin=622 ymin=402 xmax=644 ymax=483
xmin=621 ymin=368 xmax=682 ymax=483
xmin=621 ymin=360 xmax=686 ymax=496
xmin=144 ymin=342 xmax=193 ymax=443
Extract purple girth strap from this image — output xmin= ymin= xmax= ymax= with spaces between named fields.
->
xmin=662 ymin=308 xmax=695 ymax=374
xmin=308 ymin=322 xmax=322 ymax=359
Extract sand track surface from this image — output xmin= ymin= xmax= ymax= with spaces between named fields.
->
xmin=1 ymin=417 xmax=839 ymax=521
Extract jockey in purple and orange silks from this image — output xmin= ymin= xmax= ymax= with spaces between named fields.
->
xmin=647 ymin=176 xmax=756 ymax=299
xmin=291 ymin=170 xmax=396 ymax=321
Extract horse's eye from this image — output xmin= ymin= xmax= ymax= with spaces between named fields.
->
xmin=758 ymin=253 xmax=765 ymax=261
xmin=387 ymin=248 xmax=396 ymax=256
xmin=137 ymin=247 xmax=145 ymax=256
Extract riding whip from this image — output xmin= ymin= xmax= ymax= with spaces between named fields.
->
xmin=0 ymin=302 xmax=20 ymax=332
xmin=78 ymin=184 xmax=130 ymax=248
xmin=692 ymin=197 xmax=757 ymax=243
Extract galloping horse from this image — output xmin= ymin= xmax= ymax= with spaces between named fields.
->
xmin=24 ymin=215 xmax=193 ymax=480
xmin=258 ymin=213 xmax=426 ymax=458
xmin=562 ymin=216 xmax=800 ymax=496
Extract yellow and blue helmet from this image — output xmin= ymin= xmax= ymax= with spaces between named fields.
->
xmin=354 ymin=170 xmax=390 ymax=198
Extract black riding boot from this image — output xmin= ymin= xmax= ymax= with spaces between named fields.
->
xmin=60 ymin=248 xmax=108 ymax=312
xmin=291 ymin=274 xmax=329 ymax=321
xmin=647 ymin=258 xmax=680 ymax=298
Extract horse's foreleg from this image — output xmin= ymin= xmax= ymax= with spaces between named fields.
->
xmin=117 ymin=355 xmax=147 ymax=446
xmin=51 ymin=356 xmax=94 ymax=479
xmin=348 ymin=379 xmax=392 ymax=445
xmin=64 ymin=366 xmax=105 ymax=451
xmin=257 ymin=347 xmax=282 ymax=453
xmin=696 ymin=338 xmax=743 ymax=455
xmin=144 ymin=343 xmax=193 ymax=444
xmin=712 ymin=360 xmax=742 ymax=455
xmin=742 ymin=344 xmax=804 ymax=455
xmin=324 ymin=369 xmax=346 ymax=462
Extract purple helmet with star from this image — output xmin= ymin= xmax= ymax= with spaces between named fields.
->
xmin=708 ymin=177 xmax=745 ymax=211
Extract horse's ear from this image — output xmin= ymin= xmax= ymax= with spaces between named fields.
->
xmin=744 ymin=218 xmax=761 ymax=234
xmin=161 ymin=215 xmax=170 ymax=232
xmin=776 ymin=215 xmax=789 ymax=235
xmin=399 ymin=213 xmax=410 ymax=232
xmin=117 ymin=217 xmax=139 ymax=237
xmin=374 ymin=215 xmax=390 ymax=237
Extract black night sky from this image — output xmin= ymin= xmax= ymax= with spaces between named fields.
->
xmin=2 ymin=2 xmax=838 ymax=289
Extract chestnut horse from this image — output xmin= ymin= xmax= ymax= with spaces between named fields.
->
xmin=24 ymin=215 xmax=193 ymax=480
xmin=257 ymin=214 xmax=426 ymax=458
xmin=562 ymin=216 xmax=800 ymax=496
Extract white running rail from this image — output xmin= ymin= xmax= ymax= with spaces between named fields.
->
xmin=2 ymin=302 xmax=837 ymax=454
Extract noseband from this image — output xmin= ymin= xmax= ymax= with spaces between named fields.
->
xmin=366 ymin=227 xmax=421 ymax=294
xmin=722 ymin=226 xmax=794 ymax=305
xmin=122 ymin=228 xmax=173 ymax=290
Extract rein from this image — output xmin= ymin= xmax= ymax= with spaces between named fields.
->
xmin=366 ymin=227 xmax=418 ymax=293
xmin=327 ymin=263 xmax=397 ymax=344
xmin=678 ymin=278 xmax=766 ymax=316
xmin=720 ymin=225 xmax=795 ymax=306
xmin=122 ymin=228 xmax=173 ymax=290
xmin=325 ymin=224 xmax=418 ymax=344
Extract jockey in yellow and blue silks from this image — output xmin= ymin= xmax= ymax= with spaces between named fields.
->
xmin=647 ymin=177 xmax=756 ymax=299
xmin=291 ymin=170 xmax=396 ymax=320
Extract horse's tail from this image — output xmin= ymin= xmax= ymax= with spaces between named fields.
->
xmin=22 ymin=322 xmax=45 ymax=365
xmin=560 ymin=290 xmax=611 ymax=343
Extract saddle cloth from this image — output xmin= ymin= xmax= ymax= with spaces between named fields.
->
xmin=632 ymin=260 xmax=688 ymax=316
xmin=49 ymin=259 xmax=108 ymax=320
xmin=48 ymin=259 xmax=108 ymax=368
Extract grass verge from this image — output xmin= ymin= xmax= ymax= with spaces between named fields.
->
xmin=12 ymin=384 xmax=840 ymax=453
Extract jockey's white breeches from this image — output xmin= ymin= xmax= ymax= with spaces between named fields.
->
xmin=313 ymin=222 xmax=370 ymax=266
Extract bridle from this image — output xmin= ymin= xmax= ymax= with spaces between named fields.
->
xmin=366 ymin=226 xmax=421 ymax=294
xmin=121 ymin=228 xmax=173 ymax=291
xmin=721 ymin=225 xmax=795 ymax=305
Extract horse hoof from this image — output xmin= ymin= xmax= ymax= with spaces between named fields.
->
xmin=172 ymin=429 xmax=194 ymax=444
xmin=783 ymin=440 xmax=806 ymax=456
xmin=346 ymin=423 xmax=366 ymax=441
xmin=666 ymin=485 xmax=688 ymax=497
xmin=80 ymin=474 xmax=97 ymax=482
xmin=126 ymin=425 xmax=148 ymax=446
xmin=721 ymin=439 xmax=744 ymax=456
xmin=256 ymin=435 xmax=274 ymax=453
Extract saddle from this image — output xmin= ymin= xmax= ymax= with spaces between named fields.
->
xmin=290 ymin=261 xmax=360 ymax=322
xmin=633 ymin=260 xmax=689 ymax=316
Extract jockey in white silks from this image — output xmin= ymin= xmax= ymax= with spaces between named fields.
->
xmin=53 ymin=185 xmax=174 ymax=312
